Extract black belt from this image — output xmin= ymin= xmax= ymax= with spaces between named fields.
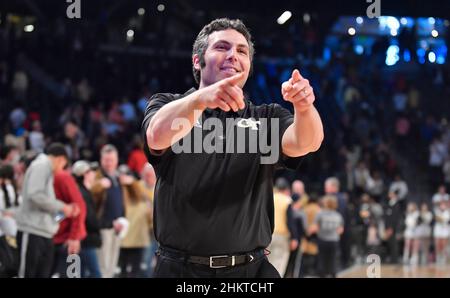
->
xmin=157 ymin=246 xmax=265 ymax=269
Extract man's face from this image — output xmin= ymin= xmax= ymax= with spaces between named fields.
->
xmin=194 ymin=29 xmax=251 ymax=89
xmin=324 ymin=182 xmax=337 ymax=194
xmin=292 ymin=181 xmax=304 ymax=195
xmin=53 ymin=156 xmax=68 ymax=173
xmin=101 ymin=152 xmax=118 ymax=173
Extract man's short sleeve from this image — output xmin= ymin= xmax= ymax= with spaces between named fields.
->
xmin=270 ymin=104 xmax=304 ymax=170
xmin=141 ymin=93 xmax=174 ymax=167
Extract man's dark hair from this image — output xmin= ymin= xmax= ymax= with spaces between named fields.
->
xmin=0 ymin=145 xmax=17 ymax=160
xmin=275 ymin=177 xmax=290 ymax=191
xmin=45 ymin=143 xmax=68 ymax=159
xmin=192 ymin=18 xmax=255 ymax=85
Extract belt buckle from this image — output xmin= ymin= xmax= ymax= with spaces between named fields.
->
xmin=209 ymin=255 xmax=234 ymax=268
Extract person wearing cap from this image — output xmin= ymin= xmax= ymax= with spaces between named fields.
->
xmin=52 ymin=165 xmax=87 ymax=277
xmin=90 ymin=144 xmax=141 ymax=278
xmin=72 ymin=160 xmax=102 ymax=278
xmin=15 ymin=143 xmax=80 ymax=278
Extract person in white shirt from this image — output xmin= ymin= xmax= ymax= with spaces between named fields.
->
xmin=403 ymin=202 xmax=419 ymax=265
xmin=389 ymin=174 xmax=408 ymax=202
xmin=433 ymin=200 xmax=450 ymax=266
xmin=414 ymin=203 xmax=433 ymax=265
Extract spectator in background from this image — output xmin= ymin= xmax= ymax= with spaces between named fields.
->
xmin=415 ymin=203 xmax=433 ymax=265
xmin=310 ymin=195 xmax=344 ymax=278
xmin=433 ymin=200 xmax=450 ymax=266
xmin=366 ymin=171 xmax=384 ymax=202
xmin=127 ymin=136 xmax=148 ymax=176
xmin=383 ymin=190 xmax=402 ymax=264
xmin=28 ymin=120 xmax=45 ymax=154
xmin=52 ymin=169 xmax=87 ymax=277
xmin=443 ymin=156 xmax=450 ymax=191
xmin=72 ymin=160 xmax=103 ymax=278
xmin=291 ymin=180 xmax=309 ymax=208
xmin=429 ymin=137 xmax=447 ymax=191
xmin=91 ymin=144 xmax=138 ymax=278
xmin=119 ymin=165 xmax=149 ymax=278
xmin=388 ymin=173 xmax=408 ymax=203
xmin=267 ymin=178 xmax=295 ymax=277
xmin=0 ymin=145 xmax=20 ymax=166
xmin=15 ymin=143 xmax=80 ymax=278
xmin=300 ymin=194 xmax=321 ymax=277
xmin=0 ymin=164 xmax=22 ymax=213
xmin=432 ymin=185 xmax=449 ymax=211
xmin=324 ymin=177 xmax=351 ymax=268
xmin=138 ymin=163 xmax=157 ymax=277
xmin=402 ymin=202 xmax=419 ymax=265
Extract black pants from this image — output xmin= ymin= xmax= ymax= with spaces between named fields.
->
xmin=386 ymin=233 xmax=399 ymax=264
xmin=153 ymin=250 xmax=280 ymax=278
xmin=119 ymin=248 xmax=144 ymax=278
xmin=318 ymin=240 xmax=339 ymax=278
xmin=52 ymin=244 xmax=69 ymax=278
xmin=16 ymin=231 xmax=54 ymax=278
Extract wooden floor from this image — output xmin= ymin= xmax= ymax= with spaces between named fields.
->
xmin=338 ymin=264 xmax=450 ymax=278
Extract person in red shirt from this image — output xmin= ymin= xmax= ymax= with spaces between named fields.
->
xmin=127 ymin=137 xmax=148 ymax=176
xmin=52 ymin=170 xmax=87 ymax=277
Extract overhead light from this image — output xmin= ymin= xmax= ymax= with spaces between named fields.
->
xmin=390 ymin=29 xmax=398 ymax=36
xmin=385 ymin=45 xmax=400 ymax=66
xmin=356 ymin=17 xmax=364 ymax=25
xmin=354 ymin=45 xmax=364 ymax=55
xmin=157 ymin=4 xmax=165 ymax=12
xmin=348 ymin=27 xmax=356 ymax=36
xmin=428 ymin=51 xmax=436 ymax=63
xmin=303 ymin=13 xmax=311 ymax=24
xmin=126 ymin=29 xmax=134 ymax=42
xmin=277 ymin=11 xmax=292 ymax=25
xmin=431 ymin=29 xmax=439 ymax=37
xmin=138 ymin=8 xmax=145 ymax=16
xmin=428 ymin=17 xmax=435 ymax=25
xmin=400 ymin=17 xmax=408 ymax=25
xmin=24 ymin=24 xmax=34 ymax=32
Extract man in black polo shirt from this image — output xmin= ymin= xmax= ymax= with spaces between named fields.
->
xmin=142 ymin=18 xmax=324 ymax=278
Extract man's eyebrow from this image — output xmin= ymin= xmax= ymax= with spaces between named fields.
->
xmin=213 ymin=40 xmax=249 ymax=49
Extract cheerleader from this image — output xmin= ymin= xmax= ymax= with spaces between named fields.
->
xmin=403 ymin=202 xmax=419 ymax=265
xmin=414 ymin=203 xmax=433 ymax=265
xmin=433 ymin=200 xmax=450 ymax=266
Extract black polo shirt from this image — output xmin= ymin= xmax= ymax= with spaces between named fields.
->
xmin=141 ymin=88 xmax=303 ymax=255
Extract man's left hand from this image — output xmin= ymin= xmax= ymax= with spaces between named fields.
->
xmin=281 ymin=69 xmax=315 ymax=113
xmin=66 ymin=239 xmax=81 ymax=255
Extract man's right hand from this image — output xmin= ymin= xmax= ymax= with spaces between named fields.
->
xmin=62 ymin=203 xmax=80 ymax=218
xmin=195 ymin=72 xmax=246 ymax=112
xmin=100 ymin=177 xmax=112 ymax=189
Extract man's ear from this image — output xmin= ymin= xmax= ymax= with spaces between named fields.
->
xmin=192 ymin=54 xmax=201 ymax=71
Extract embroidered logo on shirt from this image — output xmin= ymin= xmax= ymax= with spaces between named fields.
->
xmin=236 ymin=118 xmax=261 ymax=130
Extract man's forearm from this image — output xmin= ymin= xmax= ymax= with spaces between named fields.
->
xmin=147 ymin=91 xmax=205 ymax=151
xmin=282 ymin=106 xmax=324 ymax=157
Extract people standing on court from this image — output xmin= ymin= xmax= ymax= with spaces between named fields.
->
xmin=383 ymin=190 xmax=402 ymax=264
xmin=52 ymin=169 xmax=87 ymax=277
xmin=15 ymin=143 xmax=80 ymax=278
xmin=310 ymin=195 xmax=344 ymax=278
xmin=91 ymin=144 xmax=138 ymax=278
xmin=72 ymin=160 xmax=103 ymax=278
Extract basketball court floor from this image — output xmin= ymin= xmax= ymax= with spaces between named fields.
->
xmin=338 ymin=264 xmax=450 ymax=278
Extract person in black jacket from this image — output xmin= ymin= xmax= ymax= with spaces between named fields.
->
xmin=383 ymin=190 xmax=402 ymax=264
xmin=72 ymin=160 xmax=102 ymax=278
